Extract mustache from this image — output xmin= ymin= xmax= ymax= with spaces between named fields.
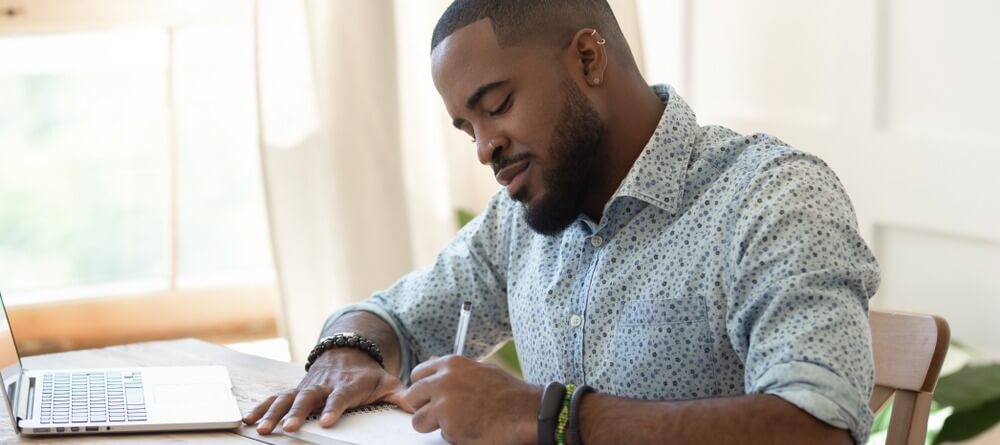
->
xmin=491 ymin=153 xmax=532 ymax=176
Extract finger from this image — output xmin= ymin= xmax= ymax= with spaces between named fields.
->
xmin=256 ymin=392 xmax=297 ymax=435
xmin=281 ymin=385 xmax=330 ymax=432
xmin=370 ymin=373 xmax=415 ymax=412
xmin=242 ymin=395 xmax=277 ymax=424
xmin=410 ymin=356 xmax=445 ymax=383
xmin=318 ymin=386 xmax=364 ymax=427
xmin=401 ymin=376 xmax=435 ymax=412
xmin=381 ymin=381 xmax=416 ymax=413
xmin=410 ymin=403 xmax=442 ymax=434
xmin=440 ymin=428 xmax=456 ymax=444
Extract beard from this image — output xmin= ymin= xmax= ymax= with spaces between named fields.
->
xmin=514 ymin=77 xmax=604 ymax=236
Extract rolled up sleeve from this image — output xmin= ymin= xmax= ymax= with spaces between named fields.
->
xmin=726 ymin=152 xmax=879 ymax=444
xmin=752 ymin=360 xmax=873 ymax=443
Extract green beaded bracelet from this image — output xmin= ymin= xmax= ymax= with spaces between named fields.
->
xmin=556 ymin=384 xmax=575 ymax=445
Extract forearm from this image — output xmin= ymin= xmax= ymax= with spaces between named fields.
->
xmin=319 ymin=311 xmax=402 ymax=378
xmin=573 ymin=393 xmax=852 ymax=445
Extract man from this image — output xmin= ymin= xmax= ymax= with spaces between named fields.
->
xmin=244 ymin=1 xmax=879 ymax=444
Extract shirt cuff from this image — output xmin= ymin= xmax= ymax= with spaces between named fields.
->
xmin=320 ymin=302 xmax=418 ymax=385
xmin=750 ymin=360 xmax=872 ymax=444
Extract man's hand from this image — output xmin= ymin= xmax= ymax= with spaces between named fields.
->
xmin=403 ymin=355 xmax=541 ymax=445
xmin=242 ymin=348 xmax=413 ymax=434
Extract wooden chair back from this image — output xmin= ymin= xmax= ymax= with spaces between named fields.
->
xmin=869 ymin=310 xmax=950 ymax=445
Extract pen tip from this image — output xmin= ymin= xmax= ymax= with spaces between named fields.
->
xmin=462 ymin=301 xmax=472 ymax=310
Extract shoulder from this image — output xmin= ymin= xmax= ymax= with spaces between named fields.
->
xmin=721 ymin=137 xmax=847 ymax=202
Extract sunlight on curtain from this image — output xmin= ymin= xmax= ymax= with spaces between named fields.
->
xmin=256 ymin=0 xmax=317 ymax=151
xmin=256 ymin=0 xmax=420 ymax=359
xmin=392 ymin=0 xmax=461 ymax=268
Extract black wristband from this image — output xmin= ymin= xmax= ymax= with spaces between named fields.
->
xmin=537 ymin=382 xmax=566 ymax=445
xmin=305 ymin=332 xmax=384 ymax=371
xmin=568 ymin=385 xmax=594 ymax=445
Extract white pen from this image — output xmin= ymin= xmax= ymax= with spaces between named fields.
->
xmin=453 ymin=301 xmax=472 ymax=356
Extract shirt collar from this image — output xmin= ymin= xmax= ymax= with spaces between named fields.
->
xmin=607 ymin=84 xmax=699 ymax=215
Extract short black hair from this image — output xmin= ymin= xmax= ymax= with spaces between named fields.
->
xmin=431 ymin=0 xmax=627 ymax=56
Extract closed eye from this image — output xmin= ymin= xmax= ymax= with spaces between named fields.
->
xmin=488 ymin=94 xmax=512 ymax=117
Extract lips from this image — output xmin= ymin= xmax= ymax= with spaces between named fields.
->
xmin=494 ymin=160 xmax=529 ymax=187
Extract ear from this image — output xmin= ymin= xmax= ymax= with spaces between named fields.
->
xmin=568 ymin=28 xmax=609 ymax=87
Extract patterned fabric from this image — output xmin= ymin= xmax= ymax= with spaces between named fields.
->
xmin=326 ymin=85 xmax=879 ymax=443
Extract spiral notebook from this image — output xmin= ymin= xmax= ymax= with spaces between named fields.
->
xmin=278 ymin=403 xmax=447 ymax=445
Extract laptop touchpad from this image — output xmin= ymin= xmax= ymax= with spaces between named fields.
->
xmin=153 ymin=383 xmax=230 ymax=404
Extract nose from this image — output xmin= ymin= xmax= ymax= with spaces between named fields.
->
xmin=477 ymin=135 xmax=509 ymax=166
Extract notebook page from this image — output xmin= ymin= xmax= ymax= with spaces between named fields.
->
xmin=279 ymin=403 xmax=447 ymax=445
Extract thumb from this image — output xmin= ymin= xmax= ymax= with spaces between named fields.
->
xmin=384 ymin=384 xmax=415 ymax=413
xmin=374 ymin=373 xmax=415 ymax=412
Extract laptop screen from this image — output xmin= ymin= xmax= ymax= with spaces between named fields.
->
xmin=0 ymin=291 xmax=24 ymax=418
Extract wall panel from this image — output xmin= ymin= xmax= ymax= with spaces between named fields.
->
xmin=876 ymin=225 xmax=1000 ymax=355
xmin=885 ymin=0 xmax=1000 ymax=142
xmin=689 ymin=0 xmax=837 ymax=127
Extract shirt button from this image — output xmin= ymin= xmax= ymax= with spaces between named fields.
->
xmin=569 ymin=314 xmax=582 ymax=327
xmin=590 ymin=235 xmax=604 ymax=247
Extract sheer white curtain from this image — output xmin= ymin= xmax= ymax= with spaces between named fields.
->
xmin=255 ymin=0 xmax=467 ymax=359
xmin=255 ymin=0 xmax=646 ymax=360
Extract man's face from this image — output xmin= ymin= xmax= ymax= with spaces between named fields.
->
xmin=431 ymin=20 xmax=604 ymax=235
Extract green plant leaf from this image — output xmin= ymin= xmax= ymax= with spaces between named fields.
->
xmin=493 ymin=340 xmax=522 ymax=377
xmin=870 ymin=399 xmax=893 ymax=435
xmin=868 ymin=399 xmax=950 ymax=444
xmin=456 ymin=209 xmax=477 ymax=228
xmin=934 ymin=364 xmax=1000 ymax=412
xmin=933 ymin=396 xmax=1000 ymax=444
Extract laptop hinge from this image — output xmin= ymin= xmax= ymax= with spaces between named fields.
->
xmin=14 ymin=372 xmax=31 ymax=431
xmin=5 ymin=380 xmax=13 ymax=408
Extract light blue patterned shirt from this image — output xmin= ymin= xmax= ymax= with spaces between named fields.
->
xmin=328 ymin=85 xmax=879 ymax=443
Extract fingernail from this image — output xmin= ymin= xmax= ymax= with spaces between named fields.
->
xmin=284 ymin=418 xmax=300 ymax=430
xmin=257 ymin=420 xmax=272 ymax=432
xmin=321 ymin=413 xmax=335 ymax=424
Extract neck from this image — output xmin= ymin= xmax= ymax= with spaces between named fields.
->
xmin=581 ymin=77 xmax=666 ymax=221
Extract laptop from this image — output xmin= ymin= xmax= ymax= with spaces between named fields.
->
xmin=0 ymin=290 xmax=243 ymax=436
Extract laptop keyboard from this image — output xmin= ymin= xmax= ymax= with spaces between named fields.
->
xmin=39 ymin=371 xmax=147 ymax=424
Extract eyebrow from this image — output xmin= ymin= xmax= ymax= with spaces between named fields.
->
xmin=452 ymin=80 xmax=509 ymax=130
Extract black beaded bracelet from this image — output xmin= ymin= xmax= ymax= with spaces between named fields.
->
xmin=568 ymin=384 xmax=594 ymax=445
xmin=305 ymin=332 xmax=384 ymax=371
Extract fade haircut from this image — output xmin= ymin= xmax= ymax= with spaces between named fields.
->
xmin=431 ymin=0 xmax=632 ymax=63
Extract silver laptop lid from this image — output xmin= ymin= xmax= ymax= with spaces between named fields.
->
xmin=0 ymin=290 xmax=26 ymax=431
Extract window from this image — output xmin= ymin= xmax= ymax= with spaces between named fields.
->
xmin=0 ymin=4 xmax=277 ymax=353
xmin=0 ymin=30 xmax=173 ymax=299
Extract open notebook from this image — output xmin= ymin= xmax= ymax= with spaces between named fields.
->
xmin=278 ymin=403 xmax=447 ymax=445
